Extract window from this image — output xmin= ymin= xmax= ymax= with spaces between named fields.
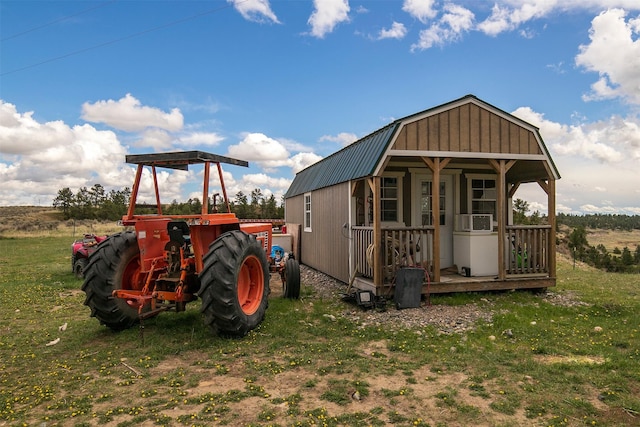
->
xmin=304 ymin=193 xmax=312 ymax=232
xmin=420 ymin=181 xmax=446 ymax=226
xmin=469 ymin=177 xmax=496 ymax=217
xmin=381 ymin=177 xmax=398 ymax=222
xmin=379 ymin=172 xmax=404 ymax=224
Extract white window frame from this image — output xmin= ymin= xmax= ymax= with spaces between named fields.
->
xmin=380 ymin=172 xmax=404 ymax=226
xmin=303 ymin=192 xmax=312 ymax=232
xmin=466 ymin=173 xmax=497 ymax=223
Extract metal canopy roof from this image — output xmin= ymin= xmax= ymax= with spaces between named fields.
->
xmin=125 ymin=150 xmax=248 ymax=171
xmin=284 ymin=122 xmax=399 ymax=198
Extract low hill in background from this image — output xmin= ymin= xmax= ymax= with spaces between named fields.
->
xmin=0 ymin=206 xmax=120 ymax=238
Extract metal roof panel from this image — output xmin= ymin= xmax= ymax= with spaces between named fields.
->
xmin=285 ymin=123 xmax=398 ymax=198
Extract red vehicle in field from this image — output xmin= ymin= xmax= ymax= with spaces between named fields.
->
xmin=81 ymin=151 xmax=300 ymax=336
xmin=71 ymin=234 xmax=108 ymax=278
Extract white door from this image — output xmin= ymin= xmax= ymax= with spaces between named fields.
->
xmin=414 ymin=175 xmax=454 ymax=268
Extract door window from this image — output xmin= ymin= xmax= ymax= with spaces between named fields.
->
xmin=420 ymin=181 xmax=446 ymax=226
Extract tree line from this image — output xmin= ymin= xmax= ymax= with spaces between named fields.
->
xmin=53 ymin=184 xmax=284 ymax=221
xmin=565 ymin=225 xmax=640 ymax=273
xmin=557 ymin=213 xmax=640 ymax=231
xmin=513 ymin=199 xmax=640 ymax=273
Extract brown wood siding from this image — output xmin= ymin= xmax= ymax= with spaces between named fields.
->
xmin=392 ymin=104 xmax=543 ymax=155
xmin=287 ymin=182 xmax=351 ymax=284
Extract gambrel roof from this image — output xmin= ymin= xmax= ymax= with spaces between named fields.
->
xmin=285 ymin=94 xmax=559 ymax=198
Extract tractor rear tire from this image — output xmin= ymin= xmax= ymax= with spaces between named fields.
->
xmin=199 ymin=230 xmax=270 ymax=337
xmin=81 ymin=231 xmax=143 ymax=331
xmin=283 ymin=258 xmax=301 ymax=299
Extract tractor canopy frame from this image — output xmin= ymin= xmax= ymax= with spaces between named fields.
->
xmin=123 ymin=150 xmax=248 ymax=223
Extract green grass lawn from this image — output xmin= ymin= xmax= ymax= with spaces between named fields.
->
xmin=0 ymin=236 xmax=638 ymax=426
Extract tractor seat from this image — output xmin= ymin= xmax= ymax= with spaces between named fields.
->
xmin=168 ymin=221 xmax=191 ymax=246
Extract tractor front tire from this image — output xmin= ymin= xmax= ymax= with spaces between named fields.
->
xmin=81 ymin=231 xmax=143 ymax=331
xmin=199 ymin=230 xmax=270 ymax=337
xmin=283 ymin=258 xmax=301 ymax=299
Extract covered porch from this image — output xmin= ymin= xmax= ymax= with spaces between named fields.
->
xmin=351 ymin=223 xmax=554 ymax=295
xmin=348 ymin=156 xmax=557 ymax=296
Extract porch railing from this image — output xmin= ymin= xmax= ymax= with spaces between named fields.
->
xmin=353 ymin=224 xmax=552 ymax=283
xmin=505 ymin=225 xmax=551 ymax=275
xmin=352 ymin=226 xmax=434 ymax=280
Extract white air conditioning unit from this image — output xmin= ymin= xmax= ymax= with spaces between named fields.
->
xmin=458 ymin=214 xmax=493 ymax=232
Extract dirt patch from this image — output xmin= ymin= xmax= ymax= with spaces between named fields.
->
xmin=534 ymin=354 xmax=606 ymax=365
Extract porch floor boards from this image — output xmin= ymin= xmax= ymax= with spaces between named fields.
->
xmin=353 ymin=270 xmax=554 ymax=296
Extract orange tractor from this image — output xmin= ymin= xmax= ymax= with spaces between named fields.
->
xmin=81 ymin=151 xmax=300 ymax=336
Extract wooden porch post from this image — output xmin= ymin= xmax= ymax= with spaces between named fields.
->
xmin=490 ymin=159 xmax=515 ymax=281
xmin=370 ymin=177 xmax=383 ymax=289
xmin=549 ymin=178 xmax=557 ymax=279
xmin=420 ymin=156 xmax=451 ymax=283
xmin=537 ymin=177 xmax=557 ymax=279
xmin=432 ymin=159 xmax=441 ymax=282
xmin=496 ymin=161 xmax=506 ymax=280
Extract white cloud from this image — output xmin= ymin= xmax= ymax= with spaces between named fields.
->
xmin=477 ymin=4 xmax=512 ymax=36
xmin=0 ymin=99 xmax=232 ymax=206
xmin=228 ymin=0 xmax=279 ymax=24
xmin=82 ymin=93 xmax=184 ymax=132
xmin=402 ymin=0 xmax=438 ymax=23
xmin=513 ymin=106 xmax=640 ymax=163
xmin=240 ymin=173 xmax=291 ymax=193
xmin=308 ymin=0 xmax=350 ymax=38
xmin=511 ymin=105 xmax=640 ymax=214
xmin=289 ymin=152 xmax=323 ymax=174
xmin=378 ymin=21 xmax=408 ymax=40
xmin=0 ymin=100 xmax=134 ymax=205
xmin=411 ymin=4 xmax=474 ymax=51
xmin=0 ymin=101 xmax=73 ymax=155
xmin=576 ymin=8 xmax=640 ymax=105
xmin=278 ymin=137 xmax=315 ymax=153
xmin=179 ymin=132 xmax=225 ymax=147
xmin=546 ymin=61 xmax=567 ymax=74
xmin=319 ymin=132 xmax=358 ymax=147
xmin=132 ymin=128 xmax=173 ymax=150
xmin=477 ymin=2 xmax=552 ymax=36
xmin=227 ymin=132 xmax=290 ymax=168
xmin=0 ymin=98 xmax=323 ymax=206
xmin=226 ymin=132 xmax=322 ymax=175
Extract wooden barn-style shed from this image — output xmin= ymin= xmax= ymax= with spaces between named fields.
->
xmin=284 ymin=95 xmax=560 ymax=296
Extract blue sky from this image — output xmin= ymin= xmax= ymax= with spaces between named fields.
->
xmin=1 ymin=0 xmax=639 ymax=215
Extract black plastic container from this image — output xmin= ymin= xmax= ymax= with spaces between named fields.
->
xmin=394 ymin=267 xmax=424 ymax=309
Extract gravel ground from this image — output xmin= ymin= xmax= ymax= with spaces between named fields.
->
xmin=300 ymin=264 xmax=587 ymax=334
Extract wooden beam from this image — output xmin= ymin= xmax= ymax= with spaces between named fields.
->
xmin=421 ymin=156 xmax=434 ymax=170
xmin=421 ymin=156 xmax=451 ymax=171
xmin=536 ymin=179 xmax=549 ymax=195
xmin=489 ymin=158 xmax=516 ymax=173
xmin=508 ymin=182 xmax=521 ymax=198
xmin=432 ymin=158 xmax=441 ymax=283
xmin=424 ymin=277 xmax=555 ymax=294
xmin=497 ymin=160 xmax=506 ymax=280
xmin=548 ymin=178 xmax=557 ymax=280
xmin=372 ymin=177 xmax=383 ymax=290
